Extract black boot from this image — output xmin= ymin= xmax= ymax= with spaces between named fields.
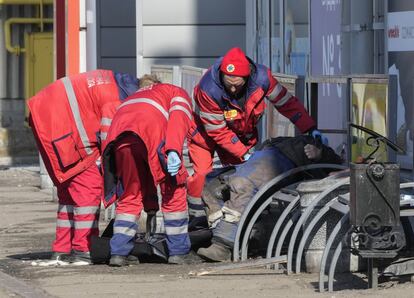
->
xmin=109 ymin=255 xmax=140 ymax=267
xmin=168 ymin=251 xmax=203 ymax=265
xmin=71 ymin=250 xmax=92 ymax=266
xmin=197 ymin=242 xmax=231 ymax=262
xmin=109 ymin=255 xmax=127 ymax=267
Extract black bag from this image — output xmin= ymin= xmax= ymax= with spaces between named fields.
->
xmin=90 ymin=220 xmax=212 ymax=264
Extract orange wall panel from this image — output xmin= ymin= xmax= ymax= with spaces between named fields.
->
xmin=67 ymin=0 xmax=79 ymax=75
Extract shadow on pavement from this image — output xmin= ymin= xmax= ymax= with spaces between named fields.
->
xmin=310 ymin=272 xmax=367 ymax=291
xmin=7 ymin=251 xmax=52 ymax=261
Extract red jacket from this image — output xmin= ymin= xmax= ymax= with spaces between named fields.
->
xmin=102 ymin=83 xmax=193 ymax=200
xmin=193 ymin=58 xmax=316 ymax=162
xmin=28 ymin=70 xmax=133 ymax=185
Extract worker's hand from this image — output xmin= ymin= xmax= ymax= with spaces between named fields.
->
xmin=243 ymin=152 xmax=251 ymax=162
xmin=304 ymin=144 xmax=322 ymax=161
xmin=167 ymin=151 xmax=181 ymax=176
xmin=310 ymin=129 xmax=329 ymax=146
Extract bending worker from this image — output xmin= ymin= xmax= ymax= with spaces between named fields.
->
xmin=102 ymin=75 xmax=201 ymax=266
xmin=197 ymin=135 xmax=342 ymax=262
xmin=28 ymin=70 xmax=140 ymax=266
xmin=187 ymin=47 xmax=326 ymax=228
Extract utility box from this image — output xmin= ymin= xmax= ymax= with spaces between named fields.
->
xmin=350 ymin=162 xmax=400 ymax=227
xmin=24 ymin=32 xmax=54 ymax=118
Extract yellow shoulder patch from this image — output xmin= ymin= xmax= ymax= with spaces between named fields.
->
xmin=224 ymin=109 xmax=238 ymax=120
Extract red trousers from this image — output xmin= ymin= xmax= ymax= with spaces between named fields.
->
xmin=52 ymin=164 xmax=101 ymax=253
xmin=112 ymin=135 xmax=190 ymax=256
xmin=114 ymin=135 xmax=186 ymax=216
xmin=187 ymin=130 xmax=244 ymax=199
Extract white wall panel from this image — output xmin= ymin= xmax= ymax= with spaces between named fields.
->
xmin=142 ymin=0 xmax=245 ymax=24
xmin=135 ymin=0 xmax=246 ymax=72
xmin=142 ymin=57 xmax=216 ymax=74
xmin=143 ymin=25 xmax=245 ymax=57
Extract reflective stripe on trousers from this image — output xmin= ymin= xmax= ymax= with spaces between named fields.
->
xmin=163 ymin=211 xmax=191 ymax=256
xmin=52 ymin=164 xmax=102 ymax=253
xmin=110 ymin=213 xmax=138 ymax=256
xmin=56 ymin=204 xmax=99 ymax=229
xmin=187 ymin=195 xmax=206 ymax=218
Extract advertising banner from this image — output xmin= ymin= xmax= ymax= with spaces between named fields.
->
xmin=310 ymin=0 xmax=346 ymax=156
xmin=388 ymin=1 xmax=414 ymax=169
xmin=311 ymin=0 xmax=342 ymax=78
xmin=388 ymin=11 xmax=414 ymax=52
xmin=351 ymin=82 xmax=388 ymax=162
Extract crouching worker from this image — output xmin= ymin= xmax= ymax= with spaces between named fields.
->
xmin=197 ymin=135 xmax=343 ymax=262
xmin=102 ymin=75 xmax=202 ymax=266
xmin=28 ymin=70 xmax=140 ymax=266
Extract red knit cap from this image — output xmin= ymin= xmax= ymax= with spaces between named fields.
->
xmin=220 ymin=47 xmax=250 ymax=77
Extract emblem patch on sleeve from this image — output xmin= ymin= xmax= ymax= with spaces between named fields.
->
xmin=224 ymin=109 xmax=238 ymax=121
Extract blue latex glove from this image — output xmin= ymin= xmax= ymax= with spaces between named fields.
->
xmin=310 ymin=129 xmax=329 ymax=146
xmin=243 ymin=152 xmax=251 ymax=162
xmin=167 ymin=151 xmax=181 ymax=176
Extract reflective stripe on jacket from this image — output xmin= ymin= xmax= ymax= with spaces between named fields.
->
xmin=28 ymin=70 xmax=121 ymax=184
xmin=102 ymin=83 xmax=193 ymax=202
xmin=192 ymin=57 xmax=316 ymax=160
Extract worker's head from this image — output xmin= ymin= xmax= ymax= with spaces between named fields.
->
xmin=139 ymin=74 xmax=161 ymax=89
xmin=220 ymin=47 xmax=250 ymax=97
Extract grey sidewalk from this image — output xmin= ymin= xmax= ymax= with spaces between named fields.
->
xmin=0 ymin=166 xmax=413 ymax=298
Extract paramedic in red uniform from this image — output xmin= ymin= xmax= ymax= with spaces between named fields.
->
xmin=28 ymin=70 xmax=140 ymax=266
xmin=102 ymin=75 xmax=201 ymax=266
xmin=187 ymin=47 xmax=327 ymax=228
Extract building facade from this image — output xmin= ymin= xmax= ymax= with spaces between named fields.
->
xmin=0 ymin=0 xmax=246 ymax=165
xmin=248 ymin=0 xmax=414 ymax=171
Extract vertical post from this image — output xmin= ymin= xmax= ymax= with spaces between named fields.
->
xmin=172 ymin=66 xmax=182 ymax=87
xmin=0 ymin=5 xmax=7 ymax=99
xmin=280 ymin=0 xmax=285 ymax=73
xmin=383 ymin=0 xmax=388 ymax=74
xmin=54 ymin=0 xmax=66 ymax=79
xmin=10 ymin=6 xmax=19 ymax=99
xmin=347 ymin=77 xmax=353 ymax=163
xmin=388 ymin=75 xmax=398 ymax=162
xmin=309 ymin=81 xmax=318 ymax=123
xmin=245 ymin=0 xmax=257 ymax=61
xmin=136 ymin=0 xmax=144 ymax=77
xmin=257 ymin=0 xmax=271 ymax=141
xmin=296 ymin=75 xmax=305 ymax=136
xmin=373 ymin=0 xmax=378 ymax=74
xmin=79 ymin=0 xmax=86 ymax=73
xmin=350 ymin=0 xmax=374 ymax=73
xmin=367 ymin=258 xmax=378 ymax=289
xmin=307 ymin=0 xmax=311 ymax=76
xmin=85 ymin=0 xmax=97 ymax=71
xmin=39 ymin=153 xmax=54 ymax=190
xmin=346 ymin=78 xmax=351 ymax=164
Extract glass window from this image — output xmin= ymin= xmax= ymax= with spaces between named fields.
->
xmin=270 ymin=0 xmax=281 ymax=72
xmin=284 ymin=0 xmax=309 ymax=75
xmin=257 ymin=0 xmax=270 ymax=66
